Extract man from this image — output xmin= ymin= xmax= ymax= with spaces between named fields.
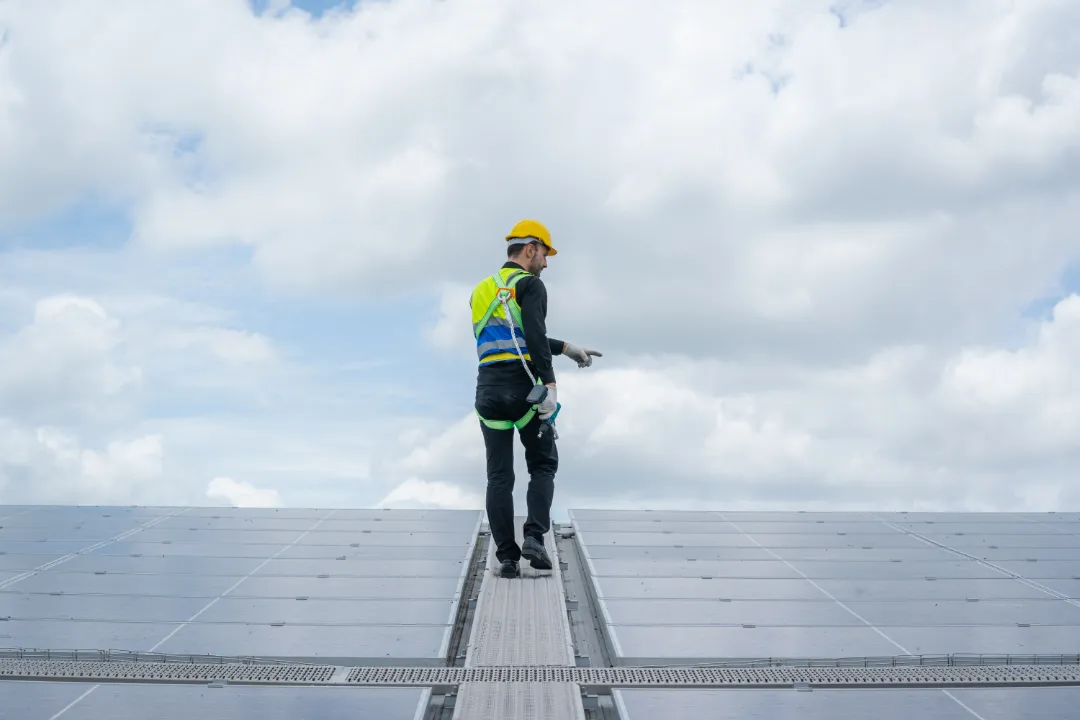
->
xmin=470 ymin=219 xmax=601 ymax=578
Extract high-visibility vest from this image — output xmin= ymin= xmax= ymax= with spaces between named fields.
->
xmin=470 ymin=267 xmax=534 ymax=367
xmin=470 ymin=267 xmax=541 ymax=431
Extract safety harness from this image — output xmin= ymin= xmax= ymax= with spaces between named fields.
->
xmin=473 ymin=270 xmax=560 ymax=437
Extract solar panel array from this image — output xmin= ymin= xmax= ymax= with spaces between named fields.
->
xmin=0 ymin=505 xmax=481 ymax=717
xmin=613 ymin=686 xmax=1080 ymax=720
xmin=569 ymin=509 xmax=1080 ymax=719
xmin=2 ymin=505 xmax=1079 ymax=719
xmin=569 ymin=510 xmax=1080 ymax=664
xmin=0 ymin=681 xmax=429 ymax=720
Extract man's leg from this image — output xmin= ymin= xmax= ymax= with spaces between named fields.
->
xmin=518 ymin=412 xmax=558 ymax=550
xmin=476 ymin=386 xmax=520 ymax=564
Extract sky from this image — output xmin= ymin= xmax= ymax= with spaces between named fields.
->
xmin=1 ymin=0 xmax=1079 ymax=518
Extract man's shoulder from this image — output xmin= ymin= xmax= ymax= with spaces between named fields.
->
xmin=514 ymin=272 xmax=545 ymax=295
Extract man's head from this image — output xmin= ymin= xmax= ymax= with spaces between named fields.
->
xmin=505 ymin=219 xmax=556 ymax=276
xmin=507 ymin=237 xmax=550 ymax=275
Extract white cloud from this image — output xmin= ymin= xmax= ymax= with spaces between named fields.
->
xmin=428 ymin=282 xmax=475 ymax=357
xmin=388 ymin=294 xmax=1080 ymax=514
xmin=2 ymin=0 xmax=1076 ymax=321
xmin=0 ymin=294 xmax=142 ymax=426
xmin=205 ymin=476 xmax=282 ymax=508
xmin=0 ymin=422 xmax=176 ymax=505
xmin=161 ymin=327 xmax=276 ymax=365
xmin=376 ymin=477 xmax=482 ymax=510
xmin=0 ymin=288 xmax=299 ymax=506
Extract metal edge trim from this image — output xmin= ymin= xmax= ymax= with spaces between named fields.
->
xmin=572 ymin=527 xmax=623 ymax=661
xmin=547 ymin=527 xmax=577 ymax=667
xmin=462 ymin=533 xmax=497 ymax=668
xmin=413 ymin=686 xmax=433 ymax=720
xmin=438 ymin=512 xmax=485 ymax=660
xmin=612 ymin=688 xmax=632 ymax=720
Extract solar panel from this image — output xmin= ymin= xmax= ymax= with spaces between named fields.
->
xmin=2 ymin=505 xmax=1077 ymax=719
xmin=880 ymin=625 xmax=1080 ymax=656
xmin=614 ymin=687 xmax=1080 ymax=720
xmin=609 ymin=625 xmax=905 ymax=663
xmin=193 ymin=597 xmax=454 ymax=625
xmin=151 ymin=622 xmax=450 ymax=664
xmin=0 ymin=506 xmax=483 ymax=666
xmin=216 ymin=574 xmax=465 ymax=599
xmin=0 ymin=619 xmax=180 ymax=649
xmin=569 ymin=509 xmax=1080 ymax=666
xmin=6 ymin=571 xmax=248 ymax=597
xmin=0 ymin=592 xmax=210 ymax=622
xmin=0 ymin=681 xmax=429 ymax=719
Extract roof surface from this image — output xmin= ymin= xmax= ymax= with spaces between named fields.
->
xmin=1 ymin=505 xmax=1078 ymax=719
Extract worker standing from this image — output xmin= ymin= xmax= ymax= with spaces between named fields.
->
xmin=470 ymin=220 xmax=601 ymax=578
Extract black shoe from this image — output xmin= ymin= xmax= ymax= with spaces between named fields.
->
xmin=521 ymin=536 xmax=552 ymax=570
xmin=498 ymin=559 xmax=519 ymax=578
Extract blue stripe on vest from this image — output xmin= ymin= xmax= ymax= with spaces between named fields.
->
xmin=477 ymin=324 xmax=527 ymax=346
xmin=477 ymin=325 xmax=530 ymax=361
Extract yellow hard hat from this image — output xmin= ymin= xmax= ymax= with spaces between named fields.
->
xmin=506 ymin=219 xmax=557 ymax=256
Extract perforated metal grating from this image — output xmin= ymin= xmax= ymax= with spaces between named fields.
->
xmin=5 ymin=660 xmax=1080 ymax=688
xmin=0 ymin=659 xmax=337 ymax=684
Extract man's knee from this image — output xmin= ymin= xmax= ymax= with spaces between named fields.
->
xmin=538 ymin=453 xmax=558 ymax=476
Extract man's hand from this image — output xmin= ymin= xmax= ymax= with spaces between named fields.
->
xmin=538 ymin=385 xmax=558 ymax=420
xmin=563 ymin=342 xmax=602 ymax=368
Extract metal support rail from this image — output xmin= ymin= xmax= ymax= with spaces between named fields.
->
xmin=4 ymin=648 xmax=1078 ymax=668
xmin=4 ymin=660 xmax=1080 ymax=690
xmin=0 ymin=648 xmax=312 ymax=665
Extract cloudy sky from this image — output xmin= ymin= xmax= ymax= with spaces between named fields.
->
xmin=1 ymin=0 xmax=1079 ymax=518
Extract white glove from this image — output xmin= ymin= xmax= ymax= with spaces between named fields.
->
xmin=563 ymin=342 xmax=602 ymax=368
xmin=538 ymin=385 xmax=558 ymax=419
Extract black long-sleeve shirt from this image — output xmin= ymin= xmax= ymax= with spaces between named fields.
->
xmin=476 ymin=261 xmax=563 ymax=387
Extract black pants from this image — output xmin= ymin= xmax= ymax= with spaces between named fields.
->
xmin=475 ymin=383 xmax=558 ymax=563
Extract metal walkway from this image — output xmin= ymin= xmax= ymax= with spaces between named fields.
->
xmin=455 ymin=524 xmax=584 ymax=720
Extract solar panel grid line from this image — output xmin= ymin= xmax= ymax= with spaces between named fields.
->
xmin=0 ymin=617 xmax=452 ymax=628
xmin=47 ymin=685 xmax=97 ymax=720
xmin=0 ymin=589 xmax=462 ymax=603
xmin=0 ymin=568 xmax=467 ymax=580
xmin=719 ymin=515 xmax=989 ymax=720
xmin=865 ymin=513 xmax=1080 ymax=611
xmin=940 ymin=690 xmax=990 ymax=720
xmin=1037 ymin=522 xmax=1080 ymax=537
xmin=0 ymin=508 xmax=191 ymax=592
